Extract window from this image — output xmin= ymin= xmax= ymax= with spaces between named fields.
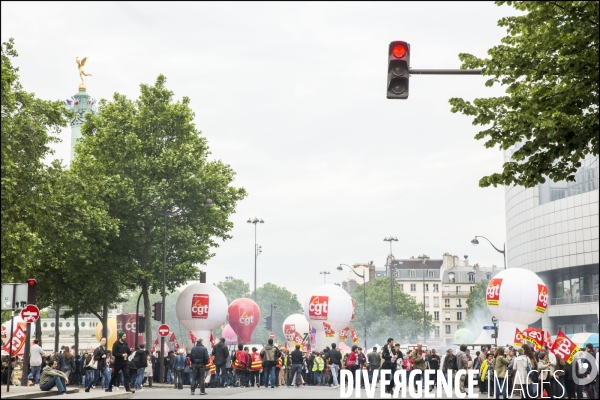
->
xmin=399 ymin=284 xmax=404 ymax=292
xmin=435 ymin=326 xmax=440 ymax=337
xmin=445 ymin=312 xmax=451 ymax=321
xmin=486 ymin=273 xmax=492 ymax=280
xmin=424 ymin=297 xmax=429 ymax=307
xmin=448 ymin=272 xmax=455 ymax=283
xmin=456 ymin=286 xmax=461 ymax=295
xmin=457 ymin=299 xmax=462 ymax=308
xmin=457 ymin=312 xmax=463 ymax=321
xmin=433 ymin=284 xmax=439 ymax=292
xmin=445 ymin=299 xmax=450 ymax=308
xmin=424 ymin=283 xmax=429 ymax=292
xmin=410 ymin=270 xmax=416 ymax=278
xmin=434 ymin=297 xmax=439 ymax=307
xmin=410 ymin=284 xmax=416 ymax=292
xmin=444 ymin=285 xmax=450 ymax=296
xmin=468 ymin=272 xmax=475 ymax=282
xmin=445 ymin=325 xmax=451 ymax=334
xmin=66 ymin=322 xmax=70 ymax=327
xmin=434 ymin=311 xmax=440 ymax=321
xmin=428 ymin=270 xmax=435 ymax=278
xmin=470 ymin=286 xmax=475 ymax=293
xmin=51 ymin=323 xmax=55 ymax=328
xmin=59 ymin=322 xmax=63 ymax=327
xmin=81 ymin=322 xmax=85 ymax=327
xmin=43 ymin=323 xmax=47 ymax=328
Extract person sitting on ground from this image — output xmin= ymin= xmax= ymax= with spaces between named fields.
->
xmin=40 ymin=358 xmax=68 ymax=395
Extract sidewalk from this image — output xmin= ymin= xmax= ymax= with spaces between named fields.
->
xmin=1 ymin=385 xmax=132 ymax=399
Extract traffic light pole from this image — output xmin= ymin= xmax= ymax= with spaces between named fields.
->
xmin=409 ymin=69 xmax=482 ymax=75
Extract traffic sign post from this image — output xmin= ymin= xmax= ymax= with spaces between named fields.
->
xmin=20 ymin=304 xmax=40 ymax=323
xmin=269 ymin=332 xmax=275 ymax=339
xmin=158 ymin=324 xmax=170 ymax=338
xmin=1 ymin=283 xmax=28 ymax=310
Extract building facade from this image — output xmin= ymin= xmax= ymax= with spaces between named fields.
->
xmin=504 ymin=150 xmax=599 ymax=334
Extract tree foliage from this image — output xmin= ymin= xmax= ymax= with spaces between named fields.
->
xmin=449 ymin=1 xmax=599 ymax=188
xmin=72 ymin=75 xmax=247 ymax=349
xmin=253 ymin=282 xmax=302 ymax=345
xmin=216 ymin=278 xmax=251 ymax=305
xmin=350 ymin=277 xmax=434 ymax=345
xmin=464 ymin=278 xmax=491 ymax=326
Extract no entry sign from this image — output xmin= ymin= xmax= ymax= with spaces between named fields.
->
xmin=158 ymin=324 xmax=170 ymax=337
xmin=20 ymin=304 xmax=40 ymax=323
xmin=269 ymin=332 xmax=275 ymax=339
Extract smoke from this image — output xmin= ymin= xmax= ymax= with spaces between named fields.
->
xmin=459 ymin=305 xmax=493 ymax=346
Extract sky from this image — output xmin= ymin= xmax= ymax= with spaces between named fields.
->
xmin=2 ymin=1 xmax=522 ymax=304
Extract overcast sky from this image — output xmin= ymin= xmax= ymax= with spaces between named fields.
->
xmin=2 ymin=1 xmax=521 ymax=304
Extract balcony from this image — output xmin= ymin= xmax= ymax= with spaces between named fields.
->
xmin=551 ymin=294 xmax=599 ymax=306
xmin=443 ymin=292 xmax=467 ymax=298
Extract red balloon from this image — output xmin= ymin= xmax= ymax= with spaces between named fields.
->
xmin=227 ymin=298 xmax=260 ymax=344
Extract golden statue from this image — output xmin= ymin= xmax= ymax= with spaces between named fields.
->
xmin=76 ymin=57 xmax=92 ymax=89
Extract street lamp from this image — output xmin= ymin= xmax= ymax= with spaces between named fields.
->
xmin=418 ymin=254 xmax=430 ymax=345
xmin=383 ymin=236 xmax=399 ymax=338
xmin=319 ymin=271 xmax=331 ymax=284
xmin=471 ymin=236 xmax=506 ymax=270
xmin=491 ymin=316 xmax=498 ymax=348
xmin=153 ymin=197 xmax=212 ymax=383
xmin=337 ymin=264 xmax=367 ymax=350
xmin=247 ymin=217 xmax=265 ymax=302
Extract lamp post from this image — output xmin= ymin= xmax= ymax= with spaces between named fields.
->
xmin=383 ymin=236 xmax=399 ymax=338
xmin=337 ymin=264 xmax=367 ymax=350
xmin=247 ymin=217 xmax=265 ymax=302
xmin=418 ymin=254 xmax=430 ymax=345
xmin=153 ymin=197 xmax=212 ymax=383
xmin=491 ymin=316 xmax=498 ymax=348
xmin=471 ymin=236 xmax=506 ymax=270
xmin=319 ymin=270 xmax=331 ymax=284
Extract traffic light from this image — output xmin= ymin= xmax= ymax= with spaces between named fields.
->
xmin=264 ymin=316 xmax=272 ymax=331
xmin=387 ymin=41 xmax=410 ymax=99
xmin=138 ymin=316 xmax=146 ymax=333
xmin=26 ymin=278 xmax=38 ymax=304
xmin=152 ymin=302 xmax=162 ymax=322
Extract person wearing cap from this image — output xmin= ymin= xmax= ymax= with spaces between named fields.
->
xmin=107 ymin=332 xmax=134 ymax=393
xmin=133 ymin=344 xmax=148 ymax=391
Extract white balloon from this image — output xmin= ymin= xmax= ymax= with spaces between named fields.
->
xmin=303 ymin=284 xmax=353 ymax=332
xmin=282 ymin=314 xmax=310 ymax=346
xmin=176 ymin=283 xmax=228 ymax=333
xmin=486 ymin=268 xmax=549 ymax=346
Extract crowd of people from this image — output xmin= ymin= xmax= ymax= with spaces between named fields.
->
xmin=3 ymin=335 xmax=597 ymax=398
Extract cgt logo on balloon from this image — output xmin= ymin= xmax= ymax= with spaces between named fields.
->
xmin=239 ymin=308 xmax=254 ymax=326
xmin=486 ymin=278 xmax=502 ymax=306
xmin=308 ymin=296 xmax=329 ymax=320
xmin=284 ymin=324 xmax=296 ymax=342
xmin=191 ymin=294 xmax=209 ymax=319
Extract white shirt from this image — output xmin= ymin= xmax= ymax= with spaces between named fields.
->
xmin=30 ymin=343 xmax=45 ymax=367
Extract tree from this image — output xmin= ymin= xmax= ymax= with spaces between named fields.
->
xmin=1 ymin=38 xmax=71 ymax=281
xmin=216 ymin=278 xmax=250 ymax=304
xmin=253 ymin=283 xmax=302 ymax=345
xmin=449 ymin=1 xmax=599 ymax=188
xmin=463 ymin=278 xmax=491 ymax=327
xmin=73 ymin=75 xmax=247 ymax=350
xmin=350 ymin=277 xmax=434 ymax=346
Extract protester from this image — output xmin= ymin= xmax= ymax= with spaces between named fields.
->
xmin=212 ymin=338 xmax=229 ymax=388
xmin=40 ymin=358 xmax=68 ymax=395
xmin=381 ymin=338 xmax=397 ymax=394
xmin=29 ymin=339 xmax=45 ymax=386
xmin=583 ymin=343 xmax=597 ymax=399
xmin=133 ymin=344 xmax=148 ymax=391
xmin=493 ymin=347 xmax=509 ymax=399
xmin=326 ymin=343 xmax=342 ymax=388
xmin=57 ymin=347 xmax=75 ymax=382
xmin=260 ymin=338 xmax=280 ymax=388
xmin=190 ymin=338 xmax=209 ymax=395
xmin=107 ymin=332 xmax=133 ymax=393
xmin=84 ymin=337 xmax=108 ymax=392
xmin=428 ymin=349 xmax=440 ymax=389
xmin=411 ymin=342 xmax=428 ymax=391
xmin=368 ymin=346 xmax=380 ymax=384
xmin=232 ymin=344 xmax=249 ymax=387
xmin=144 ymin=354 xmax=153 ymax=388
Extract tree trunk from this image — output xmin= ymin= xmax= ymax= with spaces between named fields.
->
xmin=102 ymin=300 xmax=108 ymax=340
xmin=35 ymin=318 xmax=42 ymax=347
xmin=143 ymin=281 xmax=152 ymax=351
xmin=54 ymin=299 xmax=60 ymax=354
xmin=74 ymin=311 xmax=79 ymax=355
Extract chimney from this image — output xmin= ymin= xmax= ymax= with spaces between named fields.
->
xmin=474 ymin=263 xmax=480 ymax=271
xmin=492 ymin=264 xmax=497 ymax=272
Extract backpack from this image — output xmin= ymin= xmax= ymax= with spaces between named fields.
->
xmin=450 ymin=355 xmax=458 ymax=371
xmin=134 ymin=351 xmax=147 ymax=369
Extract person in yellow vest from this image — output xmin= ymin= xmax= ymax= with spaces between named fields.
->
xmin=232 ymin=344 xmax=249 ymax=387
xmin=312 ymin=352 xmax=325 ymax=386
xmin=249 ymin=347 xmax=262 ymax=387
xmin=280 ymin=348 xmax=290 ymax=386
xmin=275 ymin=348 xmax=283 ymax=387
xmin=206 ymin=355 xmax=216 ymax=388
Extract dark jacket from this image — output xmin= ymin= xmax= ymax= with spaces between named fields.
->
xmin=174 ymin=353 xmax=186 ymax=370
xmin=190 ymin=344 xmax=209 ymax=365
xmin=291 ymin=350 xmax=304 ymax=364
xmin=327 ymin=348 xmax=342 ymax=366
xmin=93 ymin=345 xmax=108 ymax=371
xmin=58 ymin=353 xmax=75 ymax=372
xmin=381 ymin=345 xmax=397 ymax=368
xmin=212 ymin=342 xmax=229 ymax=366
xmin=134 ymin=349 xmax=148 ymax=369
xmin=112 ymin=340 xmax=131 ymax=365
xmin=367 ymin=351 xmax=381 ymax=368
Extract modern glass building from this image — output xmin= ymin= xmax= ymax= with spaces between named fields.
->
xmin=504 ymin=151 xmax=599 ymax=334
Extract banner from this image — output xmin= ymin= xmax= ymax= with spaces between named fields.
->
xmin=514 ymin=328 xmax=527 ymax=347
xmin=350 ymin=328 xmax=359 ymax=344
xmin=551 ymin=329 xmax=579 ymax=364
xmin=521 ymin=327 xmax=544 ymax=349
xmin=323 ymin=322 xmax=335 ymax=338
xmin=116 ymin=313 xmax=144 ymax=350
xmin=1 ymin=322 xmax=26 ymax=357
xmin=339 ymin=327 xmax=349 ymax=340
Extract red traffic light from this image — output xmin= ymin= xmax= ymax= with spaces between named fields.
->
xmin=27 ymin=279 xmax=37 ymax=285
xmin=392 ymin=44 xmax=407 ymax=59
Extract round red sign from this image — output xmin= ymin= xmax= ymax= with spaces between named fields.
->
xmin=20 ymin=304 xmax=40 ymax=323
xmin=269 ymin=332 xmax=275 ymax=339
xmin=158 ymin=324 xmax=170 ymax=337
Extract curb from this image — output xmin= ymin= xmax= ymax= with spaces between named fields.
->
xmin=2 ymin=388 xmax=79 ymax=399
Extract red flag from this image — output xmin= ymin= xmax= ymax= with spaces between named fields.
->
xmin=151 ymin=338 xmax=159 ymax=353
xmin=169 ymin=332 xmax=177 ymax=343
xmin=210 ymin=330 xmax=214 ymax=347
xmin=543 ymin=331 xmax=553 ymax=348
xmin=174 ymin=340 xmax=180 ymax=350
xmin=339 ymin=327 xmax=349 ymax=340
xmin=521 ymin=327 xmax=544 ymax=349
xmin=350 ymin=329 xmax=359 ymax=344
xmin=551 ymin=329 xmax=580 ymax=364
xmin=323 ymin=322 xmax=335 ymax=338
xmin=188 ymin=331 xmax=196 ymax=343
xmin=514 ymin=328 xmax=527 ymax=347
